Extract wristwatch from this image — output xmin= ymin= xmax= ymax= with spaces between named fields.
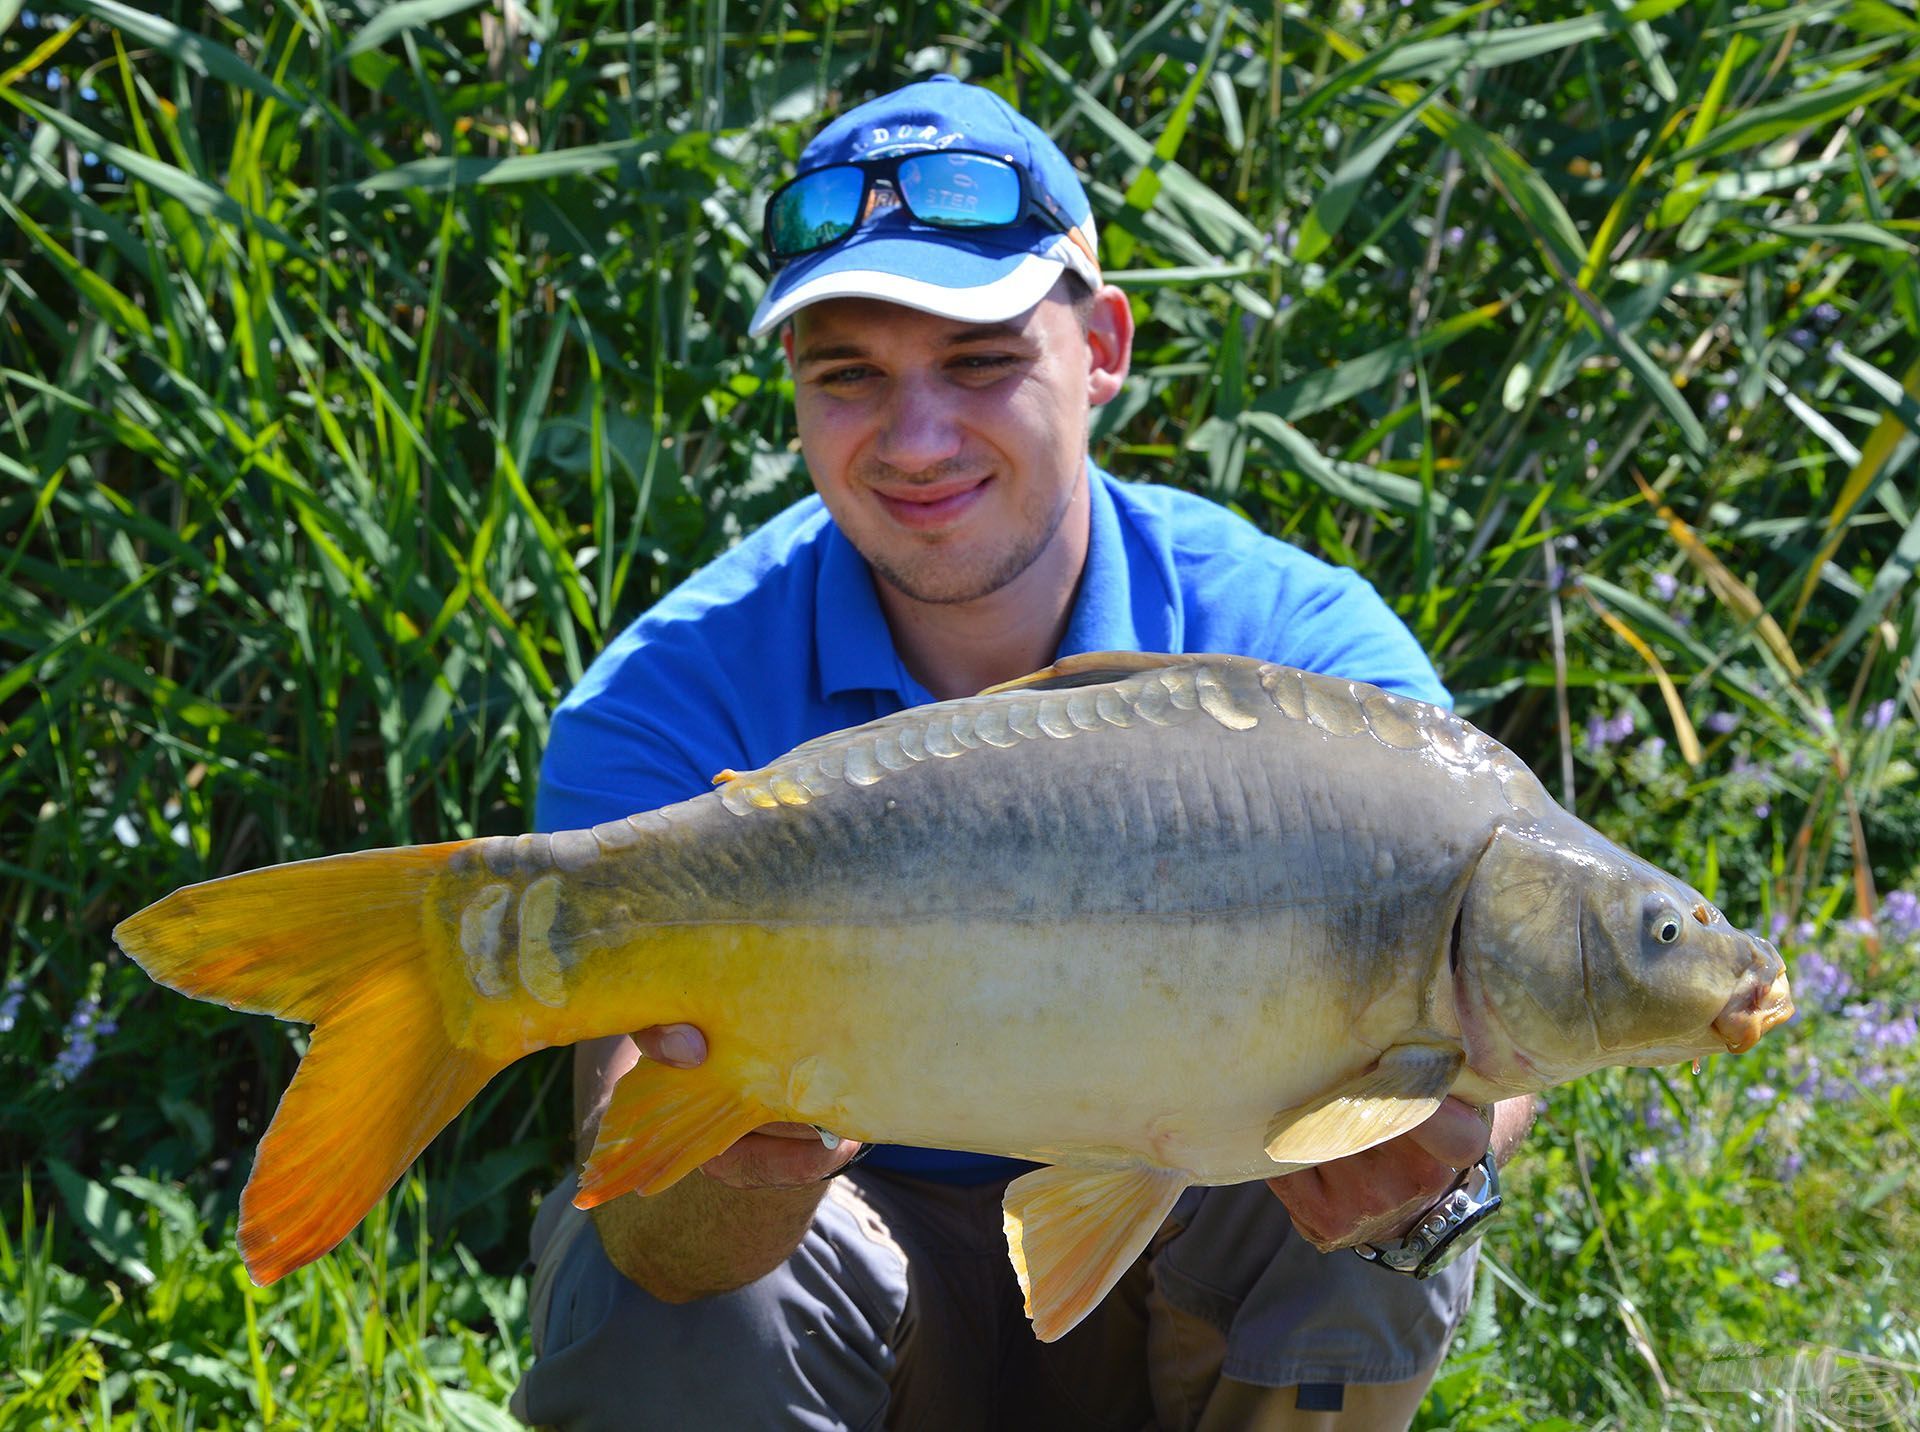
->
xmin=1353 ymin=1152 xmax=1502 ymax=1279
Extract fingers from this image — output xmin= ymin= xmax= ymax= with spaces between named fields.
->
xmin=1405 ymin=1096 xmax=1493 ymax=1169
xmin=1265 ymin=1125 xmax=1468 ymax=1250
xmin=701 ymin=1128 xmax=865 ymax=1190
xmin=634 ymin=1023 xmax=707 ymax=1068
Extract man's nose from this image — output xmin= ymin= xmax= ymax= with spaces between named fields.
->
xmin=874 ymin=378 xmax=963 ymax=473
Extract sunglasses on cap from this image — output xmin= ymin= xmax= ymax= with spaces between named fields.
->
xmin=763 ymin=149 xmax=1087 ymax=267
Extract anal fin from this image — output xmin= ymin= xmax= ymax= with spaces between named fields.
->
xmin=1001 ymin=1164 xmax=1187 ymax=1343
xmin=574 ymin=1061 xmax=774 ymax=1208
xmin=1265 ymin=1043 xmax=1463 ymax=1164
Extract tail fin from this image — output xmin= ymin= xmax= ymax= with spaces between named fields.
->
xmin=114 ymin=844 xmax=514 ymax=1284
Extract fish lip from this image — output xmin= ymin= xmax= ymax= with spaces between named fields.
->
xmin=1711 ymin=952 xmax=1794 ymax=1054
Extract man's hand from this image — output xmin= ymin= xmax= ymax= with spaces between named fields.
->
xmin=632 ymin=1024 xmax=866 ymax=1188
xmin=1266 ymin=1096 xmax=1505 ymax=1252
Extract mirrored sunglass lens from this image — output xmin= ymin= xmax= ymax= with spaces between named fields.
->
xmin=897 ymin=153 xmax=1022 ymax=228
xmin=772 ymin=166 xmax=866 ymax=255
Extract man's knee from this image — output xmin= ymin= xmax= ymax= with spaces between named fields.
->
xmin=510 ymin=1181 xmax=907 ymax=1431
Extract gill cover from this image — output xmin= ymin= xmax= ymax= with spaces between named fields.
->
xmin=1459 ymin=820 xmax=1781 ymax=1077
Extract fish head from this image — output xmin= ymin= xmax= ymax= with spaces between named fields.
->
xmin=1457 ymin=821 xmax=1793 ymax=1086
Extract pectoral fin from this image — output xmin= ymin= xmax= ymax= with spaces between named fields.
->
xmin=574 ymin=1061 xmax=775 ymax=1208
xmin=1264 ymin=1044 xmax=1463 ymax=1164
xmin=1001 ymin=1164 xmax=1187 ymax=1343
xmin=979 ymin=651 xmax=1217 ymax=695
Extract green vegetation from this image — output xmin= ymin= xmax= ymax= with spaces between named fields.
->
xmin=4 ymin=0 xmax=1918 ymax=1425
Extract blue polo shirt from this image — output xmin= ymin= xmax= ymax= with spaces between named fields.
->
xmin=539 ymin=463 xmax=1448 ymax=1182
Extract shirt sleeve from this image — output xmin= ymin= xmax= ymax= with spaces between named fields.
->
xmin=1274 ymin=565 xmax=1451 ymax=709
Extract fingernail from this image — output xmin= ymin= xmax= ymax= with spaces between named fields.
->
xmin=657 ymin=1025 xmax=703 ymax=1065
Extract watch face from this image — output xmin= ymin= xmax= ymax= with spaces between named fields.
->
xmin=1415 ymin=1195 xmax=1503 ymax=1278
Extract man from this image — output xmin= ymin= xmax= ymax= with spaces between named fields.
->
xmin=511 ymin=75 xmax=1532 ymax=1430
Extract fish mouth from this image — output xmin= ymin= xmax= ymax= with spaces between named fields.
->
xmin=1711 ymin=945 xmax=1794 ymax=1054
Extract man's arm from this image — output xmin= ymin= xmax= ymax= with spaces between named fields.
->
xmin=575 ymin=1027 xmax=864 ymax=1301
xmin=1266 ymin=1094 xmax=1537 ymax=1252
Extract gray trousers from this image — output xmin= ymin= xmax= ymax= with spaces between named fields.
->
xmin=509 ymin=1169 xmax=1475 ymax=1431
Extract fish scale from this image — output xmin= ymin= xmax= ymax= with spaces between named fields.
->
xmin=113 ymin=651 xmax=1792 ymax=1341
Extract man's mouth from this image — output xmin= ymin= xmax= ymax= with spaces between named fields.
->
xmin=872 ymin=475 xmax=991 ymax=530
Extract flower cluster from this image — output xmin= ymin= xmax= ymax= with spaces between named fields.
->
xmin=1883 ymin=890 xmax=1920 ymax=942
xmin=1793 ymin=950 xmax=1854 ymax=1011
xmin=1864 ymin=698 xmax=1899 ymax=731
xmin=0 ymin=977 xmax=23 ymax=1035
xmin=1585 ymin=710 xmax=1636 ymax=748
xmin=50 ymin=995 xmax=118 ymax=1087
xmin=1842 ymin=999 xmax=1919 ymax=1054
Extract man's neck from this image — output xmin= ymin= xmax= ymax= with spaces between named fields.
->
xmin=877 ymin=486 xmax=1091 ymax=702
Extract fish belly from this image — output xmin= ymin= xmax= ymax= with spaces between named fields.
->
xmin=498 ymin=663 xmax=1509 ymax=1179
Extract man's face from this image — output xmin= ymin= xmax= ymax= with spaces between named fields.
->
xmin=784 ymin=281 xmax=1130 ymax=607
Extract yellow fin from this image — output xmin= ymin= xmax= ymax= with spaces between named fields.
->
xmin=575 ymin=1061 xmax=775 ymax=1207
xmin=112 ymin=841 xmax=514 ymax=1285
xmin=979 ymin=651 xmax=1230 ymax=695
xmin=1264 ymin=1044 xmax=1463 ymax=1164
xmin=239 ymin=972 xmax=503 ymax=1284
xmin=1001 ymin=1164 xmax=1187 ymax=1343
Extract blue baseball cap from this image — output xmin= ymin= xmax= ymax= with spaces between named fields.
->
xmin=749 ymin=75 xmax=1102 ymax=337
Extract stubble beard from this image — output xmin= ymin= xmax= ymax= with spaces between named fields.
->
xmin=863 ymin=477 xmax=1076 ymax=607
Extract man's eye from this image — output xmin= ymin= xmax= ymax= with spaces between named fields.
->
xmin=954 ymin=354 xmax=1016 ymax=373
xmin=818 ymin=367 xmax=873 ymax=386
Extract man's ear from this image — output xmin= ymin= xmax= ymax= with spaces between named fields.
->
xmin=1085 ymin=285 xmax=1133 ymax=408
xmin=781 ymin=321 xmax=797 ymax=371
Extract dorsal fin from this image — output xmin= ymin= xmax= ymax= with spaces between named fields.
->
xmin=979 ymin=651 xmax=1233 ymax=696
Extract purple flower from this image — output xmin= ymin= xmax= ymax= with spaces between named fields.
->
xmin=1583 ymin=710 xmax=1637 ymax=747
xmin=1881 ymin=890 xmax=1920 ymax=940
xmin=1443 ymin=224 xmax=1466 ymax=251
xmin=1707 ymin=391 xmax=1732 ymax=417
xmin=1651 ymin=572 xmax=1679 ymax=602
xmin=0 ymin=978 xmax=23 ymax=1035
xmin=1746 ymin=1082 xmax=1778 ymax=1104
xmin=1789 ymin=328 xmax=1815 ymax=350
xmin=1778 ymin=1152 xmax=1804 ymax=1181
xmin=1812 ymin=302 xmax=1840 ymax=326
xmin=1844 ymin=1000 xmax=1917 ymax=1051
xmin=1641 ymin=1098 xmax=1678 ymax=1134
xmin=1704 ymin=711 xmax=1738 ymax=734
xmin=1865 ymin=698 xmax=1897 ymax=730
xmin=1755 ymin=803 xmax=1770 ymax=819
xmin=1794 ymin=951 xmax=1853 ymax=1010
xmin=1770 ymin=912 xmax=1790 ymax=939
xmin=50 ymin=995 xmax=113 ymax=1087
xmin=1771 ymin=1266 xmax=1800 ymax=1288
xmin=1643 ymin=736 xmax=1666 ymax=757
xmin=1630 ymin=1146 xmax=1659 ymax=1170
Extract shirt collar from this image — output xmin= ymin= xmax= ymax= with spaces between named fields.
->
xmin=814 ymin=463 xmax=1175 ymax=703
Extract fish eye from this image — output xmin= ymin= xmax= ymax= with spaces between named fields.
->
xmin=1645 ymin=901 xmax=1685 ymax=946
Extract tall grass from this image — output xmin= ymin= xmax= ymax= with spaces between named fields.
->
xmin=3 ymin=0 xmax=1918 ymax=1424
